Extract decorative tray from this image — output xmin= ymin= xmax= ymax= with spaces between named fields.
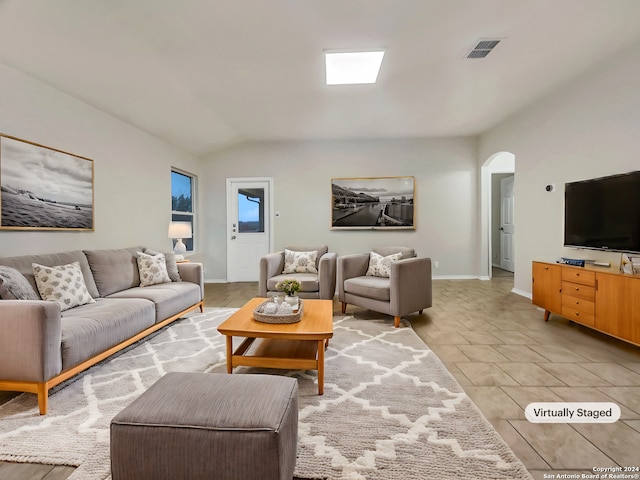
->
xmin=253 ymin=298 xmax=303 ymax=324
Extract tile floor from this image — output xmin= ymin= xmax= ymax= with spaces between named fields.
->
xmin=408 ymin=272 xmax=640 ymax=479
xmin=2 ymin=273 xmax=639 ymax=479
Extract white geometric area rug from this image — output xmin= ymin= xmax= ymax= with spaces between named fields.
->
xmin=0 ymin=308 xmax=532 ymax=480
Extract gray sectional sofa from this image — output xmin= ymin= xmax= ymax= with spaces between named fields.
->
xmin=0 ymin=247 xmax=204 ymax=414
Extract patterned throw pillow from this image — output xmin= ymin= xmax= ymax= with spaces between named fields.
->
xmin=145 ymin=249 xmax=181 ymax=282
xmin=283 ymin=249 xmax=318 ymax=274
xmin=32 ymin=262 xmax=95 ymax=311
xmin=0 ymin=266 xmax=40 ymax=300
xmin=366 ymin=251 xmax=402 ymax=277
xmin=136 ymin=252 xmax=171 ymax=287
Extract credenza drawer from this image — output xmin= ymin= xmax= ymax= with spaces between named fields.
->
xmin=561 ymin=268 xmax=596 ymax=286
xmin=561 ymin=281 xmax=595 ymax=301
xmin=562 ymin=295 xmax=595 ymax=315
xmin=561 ymin=306 xmax=596 ymax=327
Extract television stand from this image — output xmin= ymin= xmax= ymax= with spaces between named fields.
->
xmin=532 ymin=261 xmax=640 ymax=347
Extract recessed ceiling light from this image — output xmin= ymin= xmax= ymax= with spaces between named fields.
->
xmin=325 ymin=50 xmax=385 ymax=85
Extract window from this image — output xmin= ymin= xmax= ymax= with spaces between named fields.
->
xmin=238 ymin=188 xmax=265 ymax=233
xmin=171 ymin=169 xmax=195 ymax=252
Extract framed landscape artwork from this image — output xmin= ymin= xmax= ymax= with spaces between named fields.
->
xmin=0 ymin=134 xmax=94 ymax=231
xmin=331 ymin=176 xmax=415 ymax=230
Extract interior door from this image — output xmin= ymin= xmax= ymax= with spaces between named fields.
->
xmin=500 ymin=175 xmax=515 ymax=272
xmin=226 ymin=178 xmax=273 ymax=282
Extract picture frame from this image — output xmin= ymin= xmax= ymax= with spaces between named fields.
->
xmin=331 ymin=176 xmax=415 ymax=230
xmin=0 ymin=134 xmax=94 ymax=231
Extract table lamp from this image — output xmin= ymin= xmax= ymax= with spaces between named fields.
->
xmin=168 ymin=221 xmax=192 ymax=257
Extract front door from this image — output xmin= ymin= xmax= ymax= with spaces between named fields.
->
xmin=500 ymin=175 xmax=515 ymax=272
xmin=226 ymin=178 xmax=273 ymax=282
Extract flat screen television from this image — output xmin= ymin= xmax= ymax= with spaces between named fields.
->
xmin=564 ymin=171 xmax=640 ymax=254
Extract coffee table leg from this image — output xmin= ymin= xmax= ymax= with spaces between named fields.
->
xmin=225 ymin=336 xmax=233 ymax=374
xmin=317 ymin=339 xmax=325 ymax=395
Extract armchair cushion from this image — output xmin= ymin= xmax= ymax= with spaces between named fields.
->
xmin=268 ymin=273 xmax=319 ymax=293
xmin=366 ymin=251 xmax=402 ymax=277
xmin=283 ymin=249 xmax=318 ymax=274
xmin=344 ymin=276 xmax=391 ymax=301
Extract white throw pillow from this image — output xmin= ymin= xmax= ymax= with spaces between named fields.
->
xmin=366 ymin=251 xmax=402 ymax=277
xmin=283 ymin=249 xmax=318 ymax=274
xmin=136 ymin=252 xmax=171 ymax=287
xmin=32 ymin=261 xmax=95 ymax=311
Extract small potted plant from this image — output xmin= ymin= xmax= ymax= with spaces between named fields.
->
xmin=276 ymin=278 xmax=301 ymax=308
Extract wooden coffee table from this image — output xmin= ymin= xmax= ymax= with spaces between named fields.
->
xmin=217 ymin=297 xmax=333 ymax=394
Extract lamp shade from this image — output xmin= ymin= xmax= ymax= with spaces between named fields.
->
xmin=168 ymin=221 xmax=192 ymax=239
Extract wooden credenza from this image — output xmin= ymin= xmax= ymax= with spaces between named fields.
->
xmin=532 ymin=261 xmax=640 ymax=347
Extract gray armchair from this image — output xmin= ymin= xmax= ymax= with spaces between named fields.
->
xmin=259 ymin=245 xmax=337 ymax=300
xmin=338 ymin=247 xmax=432 ymax=328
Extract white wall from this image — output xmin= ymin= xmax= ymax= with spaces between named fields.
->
xmin=0 ymin=63 xmax=201 ymax=257
xmin=479 ymin=41 xmax=640 ymax=295
xmin=200 ymin=138 xmax=478 ymax=281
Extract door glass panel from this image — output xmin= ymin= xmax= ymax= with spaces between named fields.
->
xmin=238 ymin=188 xmax=264 ymax=233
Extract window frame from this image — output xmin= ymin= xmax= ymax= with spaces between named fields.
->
xmin=171 ymin=168 xmax=196 ymax=253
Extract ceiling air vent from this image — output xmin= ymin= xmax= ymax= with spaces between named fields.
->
xmin=466 ymin=39 xmax=501 ymax=59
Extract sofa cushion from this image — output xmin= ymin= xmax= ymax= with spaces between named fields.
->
xmin=60 ymin=297 xmax=155 ymax=370
xmin=0 ymin=250 xmax=99 ymax=299
xmin=0 ymin=266 xmax=40 ymax=300
xmin=344 ymin=275 xmax=391 ymax=301
xmin=84 ymin=247 xmax=143 ymax=297
xmin=366 ymin=251 xmax=402 ymax=278
xmin=136 ymin=252 xmax=171 ymax=287
xmin=267 ymin=273 xmax=319 ymax=294
xmin=108 ymin=282 xmax=202 ymax=323
xmin=283 ymin=249 xmax=318 ymax=274
xmin=33 ymin=261 xmax=96 ymax=312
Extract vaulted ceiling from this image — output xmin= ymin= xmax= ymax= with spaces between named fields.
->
xmin=1 ymin=0 xmax=639 ymax=156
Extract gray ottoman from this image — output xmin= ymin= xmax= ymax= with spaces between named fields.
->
xmin=110 ymin=372 xmax=298 ymax=480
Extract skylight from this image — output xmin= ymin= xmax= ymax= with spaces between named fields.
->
xmin=325 ymin=50 xmax=385 ymax=85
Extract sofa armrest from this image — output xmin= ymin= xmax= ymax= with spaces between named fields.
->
xmin=318 ymin=252 xmax=337 ymax=300
xmin=177 ymin=262 xmax=204 ymax=300
xmin=259 ymin=252 xmax=285 ymax=297
xmin=389 ymin=257 xmax=432 ymax=316
xmin=337 ymin=253 xmax=370 ymax=299
xmin=0 ymin=300 xmax=62 ymax=382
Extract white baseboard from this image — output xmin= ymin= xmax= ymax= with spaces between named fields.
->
xmin=205 ymin=278 xmax=230 ymax=283
xmin=511 ymin=288 xmax=531 ymax=299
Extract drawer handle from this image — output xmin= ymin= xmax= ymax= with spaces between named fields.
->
xmin=575 ymin=301 xmax=580 ymax=304
xmin=575 ymin=287 xmax=580 ymax=291
xmin=575 ymin=312 xmax=580 ymax=316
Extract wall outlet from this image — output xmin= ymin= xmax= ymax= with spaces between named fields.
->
xmin=434 ymin=260 xmax=439 ymax=268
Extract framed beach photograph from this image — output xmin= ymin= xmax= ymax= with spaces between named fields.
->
xmin=0 ymin=134 xmax=94 ymax=230
xmin=331 ymin=176 xmax=415 ymax=230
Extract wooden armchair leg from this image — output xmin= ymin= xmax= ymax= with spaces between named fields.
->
xmin=341 ymin=302 xmax=347 ymax=314
xmin=418 ymin=309 xmax=423 ymax=315
xmin=394 ymin=316 xmax=401 ymax=328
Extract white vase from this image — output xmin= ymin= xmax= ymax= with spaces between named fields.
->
xmin=284 ymin=295 xmax=299 ymax=310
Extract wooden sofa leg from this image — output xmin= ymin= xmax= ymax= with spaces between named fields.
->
xmin=341 ymin=302 xmax=347 ymax=314
xmin=38 ymin=384 xmax=48 ymax=415
xmin=419 ymin=309 xmax=424 ymax=315
xmin=394 ymin=316 xmax=401 ymax=328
